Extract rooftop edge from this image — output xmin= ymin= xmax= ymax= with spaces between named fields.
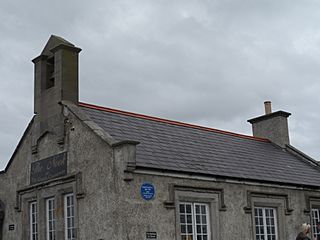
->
xmin=79 ymin=102 xmax=270 ymax=143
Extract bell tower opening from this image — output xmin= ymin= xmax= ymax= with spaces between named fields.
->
xmin=46 ymin=56 xmax=55 ymax=89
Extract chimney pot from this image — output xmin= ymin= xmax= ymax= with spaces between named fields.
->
xmin=264 ymin=101 xmax=272 ymax=115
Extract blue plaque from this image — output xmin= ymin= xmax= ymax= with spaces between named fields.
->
xmin=141 ymin=183 xmax=155 ymax=200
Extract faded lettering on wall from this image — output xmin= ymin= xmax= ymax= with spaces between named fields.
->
xmin=30 ymin=152 xmax=67 ymax=184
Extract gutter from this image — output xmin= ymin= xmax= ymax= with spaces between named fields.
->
xmin=129 ymin=165 xmax=320 ymax=191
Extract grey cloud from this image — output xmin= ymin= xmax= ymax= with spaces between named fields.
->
xmin=0 ymin=0 xmax=320 ymax=169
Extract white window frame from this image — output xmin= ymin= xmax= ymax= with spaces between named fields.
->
xmin=29 ymin=201 xmax=38 ymax=240
xmin=175 ymin=189 xmax=221 ymax=240
xmin=312 ymin=208 xmax=320 ymax=238
xmin=46 ymin=198 xmax=56 ymax=240
xmin=179 ymin=202 xmax=211 ymax=240
xmin=64 ymin=193 xmax=76 ymax=240
xmin=254 ymin=207 xmax=278 ymax=240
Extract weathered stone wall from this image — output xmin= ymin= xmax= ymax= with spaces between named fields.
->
xmin=0 ymin=105 xmax=117 ymax=239
xmin=0 ymin=105 xmax=319 ymax=240
xmin=116 ymin=171 xmax=319 ymax=240
xmin=0 ymin=120 xmax=34 ymax=240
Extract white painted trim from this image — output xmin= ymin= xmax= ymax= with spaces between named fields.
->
xmin=64 ymin=193 xmax=75 ymax=240
xmin=254 ymin=207 xmax=278 ymax=240
xmin=46 ymin=198 xmax=55 ymax=240
xmin=178 ymin=202 xmax=211 ymax=240
xmin=311 ymin=209 xmax=320 ymax=238
xmin=29 ymin=201 xmax=38 ymax=240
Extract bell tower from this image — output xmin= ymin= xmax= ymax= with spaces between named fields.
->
xmin=31 ymin=35 xmax=81 ymax=152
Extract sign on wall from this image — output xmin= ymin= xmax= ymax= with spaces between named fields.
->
xmin=8 ymin=224 xmax=14 ymax=231
xmin=30 ymin=152 xmax=67 ymax=184
xmin=146 ymin=232 xmax=157 ymax=239
xmin=141 ymin=183 xmax=155 ymax=201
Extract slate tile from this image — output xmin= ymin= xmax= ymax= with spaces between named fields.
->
xmin=81 ymin=106 xmax=320 ymax=187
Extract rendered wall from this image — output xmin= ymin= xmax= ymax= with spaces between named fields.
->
xmin=0 ymin=105 xmax=319 ymax=240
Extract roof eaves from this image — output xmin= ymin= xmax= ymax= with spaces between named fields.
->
xmin=134 ymin=165 xmax=320 ymax=189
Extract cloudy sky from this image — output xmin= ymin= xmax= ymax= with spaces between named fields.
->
xmin=0 ymin=0 xmax=320 ymax=170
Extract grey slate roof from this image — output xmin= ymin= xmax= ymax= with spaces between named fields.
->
xmin=80 ymin=103 xmax=320 ymax=188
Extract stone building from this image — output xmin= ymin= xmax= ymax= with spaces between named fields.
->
xmin=0 ymin=36 xmax=320 ymax=240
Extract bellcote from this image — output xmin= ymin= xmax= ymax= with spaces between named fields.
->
xmin=32 ymin=35 xmax=81 ymax=115
xmin=31 ymin=35 xmax=81 ymax=151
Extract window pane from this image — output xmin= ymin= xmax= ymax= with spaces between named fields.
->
xmin=195 ymin=205 xmax=200 ymax=214
xmin=201 ymin=205 xmax=206 ymax=214
xmin=179 ymin=202 xmax=210 ymax=240
xmin=186 ymin=205 xmax=192 ymax=213
xmin=47 ymin=198 xmax=56 ymax=240
xmin=181 ymin=225 xmax=186 ymax=233
xmin=254 ymin=207 xmax=278 ymax=240
xmin=196 ymin=215 xmax=200 ymax=224
xmin=64 ymin=194 xmax=76 ymax=240
xmin=312 ymin=208 xmax=320 ymax=239
xmin=187 ymin=215 xmax=192 ymax=223
xmin=180 ymin=215 xmax=186 ymax=224
xmin=202 ymin=225 xmax=207 ymax=234
xmin=180 ymin=205 xmax=185 ymax=213
xmin=202 ymin=215 xmax=207 ymax=224
xmin=30 ymin=202 xmax=38 ymax=240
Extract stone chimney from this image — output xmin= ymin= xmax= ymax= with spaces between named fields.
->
xmin=31 ymin=35 xmax=81 ymax=152
xmin=248 ymin=101 xmax=291 ymax=148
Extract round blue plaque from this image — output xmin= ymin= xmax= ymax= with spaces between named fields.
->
xmin=141 ymin=183 xmax=155 ymax=200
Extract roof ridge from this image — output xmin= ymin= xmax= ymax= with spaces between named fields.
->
xmin=79 ymin=102 xmax=270 ymax=143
